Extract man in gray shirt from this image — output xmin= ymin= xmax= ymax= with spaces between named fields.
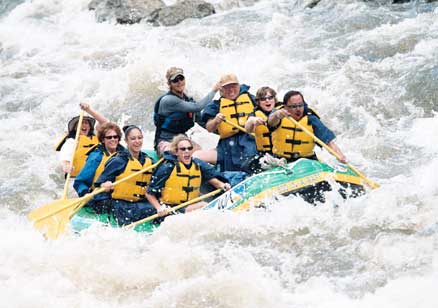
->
xmin=153 ymin=67 xmax=220 ymax=155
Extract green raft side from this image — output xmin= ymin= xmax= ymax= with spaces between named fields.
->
xmin=70 ymin=206 xmax=157 ymax=233
xmin=203 ymin=158 xmax=364 ymax=211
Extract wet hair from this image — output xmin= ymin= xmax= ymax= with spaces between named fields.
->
xmin=97 ymin=122 xmax=122 ymax=143
xmin=255 ymin=86 xmax=278 ymax=103
xmin=283 ymin=90 xmax=305 ymax=105
xmin=169 ymin=134 xmax=193 ymax=154
xmin=122 ymin=125 xmax=142 ymax=139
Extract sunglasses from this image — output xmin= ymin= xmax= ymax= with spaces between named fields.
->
xmin=178 ymin=146 xmax=193 ymax=152
xmin=104 ymin=135 xmax=119 ymax=140
xmin=170 ymin=75 xmax=185 ymax=83
xmin=258 ymin=95 xmax=275 ymax=102
xmin=285 ymin=103 xmax=304 ymax=109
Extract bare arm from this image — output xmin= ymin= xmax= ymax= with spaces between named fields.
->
xmin=245 ymin=116 xmax=265 ymax=133
xmin=327 ymin=140 xmax=347 ymax=163
xmin=207 ymin=178 xmax=231 ymax=191
xmin=205 ymin=113 xmax=225 ymax=133
xmin=267 ymin=109 xmax=288 ymax=127
xmin=80 ymin=102 xmax=109 ymax=129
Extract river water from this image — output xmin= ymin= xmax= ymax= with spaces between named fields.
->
xmin=1 ymin=0 xmax=438 ymax=307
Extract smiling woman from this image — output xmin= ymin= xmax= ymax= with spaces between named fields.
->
xmin=55 ymin=103 xmax=108 ymax=177
xmin=145 ymin=134 xmax=231 ymax=220
xmin=153 ymin=67 xmax=221 ymax=156
xmin=92 ymin=125 xmax=158 ymax=225
xmin=73 ymin=122 xmax=125 ymax=214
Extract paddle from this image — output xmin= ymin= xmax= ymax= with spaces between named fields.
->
xmin=28 ymin=158 xmax=164 ymax=240
xmin=124 ymin=188 xmax=223 ymax=229
xmin=62 ymin=110 xmax=85 ymax=199
xmin=287 ymin=116 xmax=380 ymax=189
xmin=223 ymin=118 xmax=255 ymax=137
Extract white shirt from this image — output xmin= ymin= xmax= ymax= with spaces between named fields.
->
xmin=58 ymin=138 xmax=75 ymax=162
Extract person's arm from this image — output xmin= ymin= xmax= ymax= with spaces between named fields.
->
xmin=327 ymin=140 xmax=347 ymax=163
xmin=58 ymin=138 xmax=75 ymax=173
xmin=267 ymin=109 xmax=288 ymax=128
xmin=207 ymin=178 xmax=231 ymax=191
xmin=94 ymin=156 xmax=126 ymax=190
xmin=163 ymin=81 xmax=221 ymax=113
xmin=73 ymin=152 xmax=102 ymax=196
xmin=146 ymin=162 xmax=174 ymax=215
xmin=80 ymin=102 xmax=108 ymax=129
xmin=205 ymin=113 xmax=225 ymax=133
xmin=310 ymin=116 xmax=347 ymax=163
xmin=245 ymin=116 xmax=265 ymax=133
xmin=159 ymin=90 xmax=213 ymax=114
xmin=145 ymin=192 xmax=167 ymax=216
xmin=196 ymin=158 xmax=231 ymax=190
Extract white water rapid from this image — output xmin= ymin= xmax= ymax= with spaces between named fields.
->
xmin=1 ymin=0 xmax=438 ymax=307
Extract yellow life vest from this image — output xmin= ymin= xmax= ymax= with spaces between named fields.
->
xmin=217 ymin=93 xmax=254 ymax=139
xmin=55 ymin=134 xmax=99 ymax=177
xmin=160 ymin=161 xmax=202 ymax=205
xmin=112 ymin=156 xmax=153 ymax=202
xmin=253 ymin=110 xmax=272 ymax=153
xmin=271 ymin=115 xmax=315 ymax=159
xmin=90 ymin=147 xmax=117 ymax=189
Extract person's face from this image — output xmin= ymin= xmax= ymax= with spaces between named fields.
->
xmin=125 ymin=128 xmax=143 ymax=155
xmin=284 ymin=95 xmax=305 ymax=121
xmin=221 ymin=83 xmax=240 ymax=100
xmin=80 ymin=120 xmax=91 ymax=135
xmin=168 ymin=75 xmax=186 ymax=95
xmin=258 ymin=91 xmax=276 ymax=112
xmin=176 ymin=140 xmax=193 ymax=165
xmin=102 ymin=129 xmax=120 ymax=153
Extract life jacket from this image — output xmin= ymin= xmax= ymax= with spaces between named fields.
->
xmin=55 ymin=134 xmax=99 ymax=177
xmin=111 ymin=154 xmax=153 ymax=202
xmin=85 ymin=144 xmax=119 ymax=189
xmin=153 ymin=92 xmax=195 ymax=147
xmin=271 ymin=115 xmax=315 ymax=160
xmin=217 ymin=92 xmax=255 ymax=139
xmin=253 ymin=109 xmax=272 ymax=153
xmin=160 ymin=161 xmax=202 ymax=205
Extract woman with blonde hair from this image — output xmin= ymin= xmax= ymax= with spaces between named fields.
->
xmin=146 ymin=134 xmax=230 ymax=217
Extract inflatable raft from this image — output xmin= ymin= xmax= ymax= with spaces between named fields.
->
xmin=70 ymin=158 xmax=365 ymax=233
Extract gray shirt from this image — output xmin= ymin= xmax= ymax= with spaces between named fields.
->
xmin=158 ymin=90 xmax=216 ymax=116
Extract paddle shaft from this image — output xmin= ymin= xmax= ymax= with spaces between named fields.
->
xmin=287 ymin=116 xmax=379 ymax=189
xmin=69 ymin=157 xmax=165 ymax=216
xmin=32 ymin=158 xmax=164 ymax=223
xmin=62 ymin=110 xmax=85 ymax=199
xmin=223 ymin=119 xmax=255 ymax=137
xmin=124 ymin=188 xmax=223 ymax=229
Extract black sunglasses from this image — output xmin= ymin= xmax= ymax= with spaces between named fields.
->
xmin=258 ymin=95 xmax=275 ymax=102
xmin=178 ymin=146 xmax=193 ymax=151
xmin=170 ymin=75 xmax=185 ymax=83
xmin=285 ymin=103 xmax=304 ymax=109
xmin=104 ymin=135 xmax=119 ymax=140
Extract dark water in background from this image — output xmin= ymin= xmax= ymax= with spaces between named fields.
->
xmin=0 ymin=0 xmax=437 ymax=307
